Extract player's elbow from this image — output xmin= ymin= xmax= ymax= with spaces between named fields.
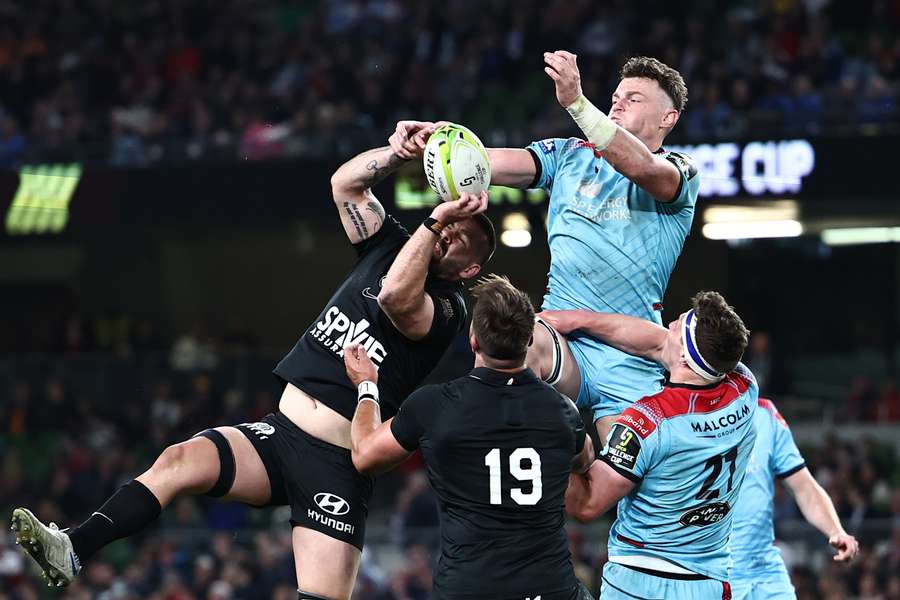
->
xmin=377 ymin=287 xmax=416 ymax=317
xmin=330 ymin=169 xmax=363 ymax=200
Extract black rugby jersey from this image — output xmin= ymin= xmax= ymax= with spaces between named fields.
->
xmin=274 ymin=216 xmax=466 ymax=421
xmin=391 ymin=367 xmax=586 ymax=599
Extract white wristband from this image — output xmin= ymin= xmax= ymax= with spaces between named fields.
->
xmin=566 ymin=94 xmax=617 ymax=151
xmin=357 ymin=381 xmax=379 ymax=405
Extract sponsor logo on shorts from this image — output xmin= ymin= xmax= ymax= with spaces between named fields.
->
xmin=314 ymin=492 xmax=350 ymax=516
xmin=538 ymin=140 xmax=555 ymax=154
xmin=307 ymin=509 xmax=355 ymax=535
xmin=241 ymin=422 xmax=275 ymax=439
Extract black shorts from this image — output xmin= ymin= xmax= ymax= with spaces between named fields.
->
xmin=437 ymin=582 xmax=593 ymax=600
xmin=234 ymin=412 xmax=374 ymax=550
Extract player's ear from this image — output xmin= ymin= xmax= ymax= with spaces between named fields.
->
xmin=662 ymin=107 xmax=679 ymax=129
xmin=459 ymin=263 xmax=481 ymax=280
xmin=469 ymin=333 xmax=479 ymax=354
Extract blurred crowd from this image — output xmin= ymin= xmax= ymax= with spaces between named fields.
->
xmin=0 ymin=0 xmax=898 ymax=168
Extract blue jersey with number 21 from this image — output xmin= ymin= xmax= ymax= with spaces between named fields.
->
xmin=599 ymin=365 xmax=759 ymax=581
xmin=526 ymin=138 xmax=701 ymax=416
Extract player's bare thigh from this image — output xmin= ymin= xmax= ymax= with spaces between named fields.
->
xmin=292 ymin=526 xmax=361 ymax=600
xmin=527 ymin=319 xmax=582 ymax=401
xmin=136 ymin=426 xmax=271 ymax=507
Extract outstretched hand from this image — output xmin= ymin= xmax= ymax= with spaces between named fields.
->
xmin=388 ymin=120 xmax=450 ymax=160
xmin=544 ymin=50 xmax=583 ymax=109
xmin=344 ymin=343 xmax=379 ymax=386
xmin=431 ymin=190 xmax=489 ymax=225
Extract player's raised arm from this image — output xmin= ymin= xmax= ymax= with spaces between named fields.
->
xmin=378 ymin=191 xmax=488 ymax=340
xmin=783 ymin=468 xmax=859 ymax=562
xmin=331 ymin=121 xmax=438 ymax=243
xmin=544 ymin=51 xmax=688 ymax=202
xmin=538 ymin=309 xmax=667 ymax=363
xmin=486 ymin=148 xmax=538 ymax=188
xmin=344 ymin=344 xmax=411 ymax=475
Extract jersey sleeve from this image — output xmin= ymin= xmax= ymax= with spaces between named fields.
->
xmin=422 ymin=287 xmax=467 ymax=345
xmin=389 ymin=386 xmax=436 ymax=451
xmin=598 ymin=406 xmax=663 ymax=482
xmin=765 ymin=400 xmax=806 ymax=478
xmin=563 ymin=396 xmax=587 ymax=454
xmin=662 ymin=151 xmax=700 ymax=207
xmin=351 ymin=214 xmax=409 ymax=257
xmin=525 ymin=138 xmax=570 ymax=191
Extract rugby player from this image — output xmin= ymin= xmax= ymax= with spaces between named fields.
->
xmin=345 ymin=275 xmax=594 ymax=599
xmin=730 ymin=398 xmax=858 ymax=599
xmin=11 ymin=134 xmax=496 ymax=599
xmin=541 ymin=291 xmax=754 ymax=599
xmin=392 ymin=54 xmax=700 ymax=444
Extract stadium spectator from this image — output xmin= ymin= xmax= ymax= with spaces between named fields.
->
xmin=0 ymin=0 xmax=898 ymax=167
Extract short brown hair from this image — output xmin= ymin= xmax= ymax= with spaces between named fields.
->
xmin=691 ymin=291 xmax=750 ymax=374
xmin=470 ymin=274 xmax=534 ymax=360
xmin=620 ymin=56 xmax=688 ymax=112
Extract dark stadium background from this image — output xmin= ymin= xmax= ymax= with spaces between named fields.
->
xmin=1 ymin=1 xmax=899 ymax=598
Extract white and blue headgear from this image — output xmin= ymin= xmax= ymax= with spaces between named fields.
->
xmin=681 ymin=309 xmax=725 ymax=381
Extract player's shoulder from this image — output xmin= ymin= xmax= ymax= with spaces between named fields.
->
xmin=628 ymin=371 xmax=756 ymax=422
xmin=757 ymin=397 xmax=791 ymax=429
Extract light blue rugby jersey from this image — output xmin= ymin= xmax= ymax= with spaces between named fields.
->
xmin=730 ymin=398 xmax=806 ymax=582
xmin=526 ymin=138 xmax=700 ymax=408
xmin=599 ymin=364 xmax=759 ymax=581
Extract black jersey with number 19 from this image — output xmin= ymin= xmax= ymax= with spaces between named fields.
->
xmin=391 ymin=366 xmax=586 ymax=599
xmin=274 ymin=216 xmax=466 ymax=421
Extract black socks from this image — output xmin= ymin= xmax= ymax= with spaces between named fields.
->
xmin=68 ymin=480 xmax=162 ymax=561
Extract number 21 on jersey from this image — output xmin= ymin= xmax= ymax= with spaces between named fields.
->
xmin=484 ymin=448 xmax=543 ymax=505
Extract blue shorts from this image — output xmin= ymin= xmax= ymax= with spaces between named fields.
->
xmin=730 ymin=575 xmax=796 ymax=600
xmin=567 ymin=336 xmax=663 ymax=422
xmin=600 ymin=563 xmax=731 ymax=600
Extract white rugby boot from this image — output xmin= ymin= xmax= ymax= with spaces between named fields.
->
xmin=10 ymin=507 xmax=81 ymax=587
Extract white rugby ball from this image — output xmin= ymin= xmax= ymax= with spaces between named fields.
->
xmin=423 ymin=123 xmax=491 ymax=202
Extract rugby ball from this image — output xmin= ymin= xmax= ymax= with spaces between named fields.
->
xmin=423 ymin=123 xmax=491 ymax=202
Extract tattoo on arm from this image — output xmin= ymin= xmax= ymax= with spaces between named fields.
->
xmin=343 ymin=202 xmax=370 ymax=239
xmin=363 ymin=153 xmax=403 ymax=188
xmin=365 ymin=201 xmax=385 ymax=228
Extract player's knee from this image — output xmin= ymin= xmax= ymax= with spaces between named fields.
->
xmin=151 ymin=439 xmax=216 ymax=487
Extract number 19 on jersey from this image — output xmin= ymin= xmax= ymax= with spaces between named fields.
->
xmin=484 ymin=448 xmax=543 ymax=506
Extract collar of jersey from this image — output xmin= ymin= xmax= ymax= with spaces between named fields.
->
xmin=663 ymin=372 xmax=721 ymax=390
xmin=469 ymin=366 xmax=539 ymax=386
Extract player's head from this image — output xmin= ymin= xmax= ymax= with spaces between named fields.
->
xmin=431 ymin=213 xmax=496 ymax=281
xmin=664 ymin=291 xmax=750 ymax=380
xmin=611 ymin=57 xmax=688 ymax=147
xmin=469 ymin=274 xmax=534 ymax=368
